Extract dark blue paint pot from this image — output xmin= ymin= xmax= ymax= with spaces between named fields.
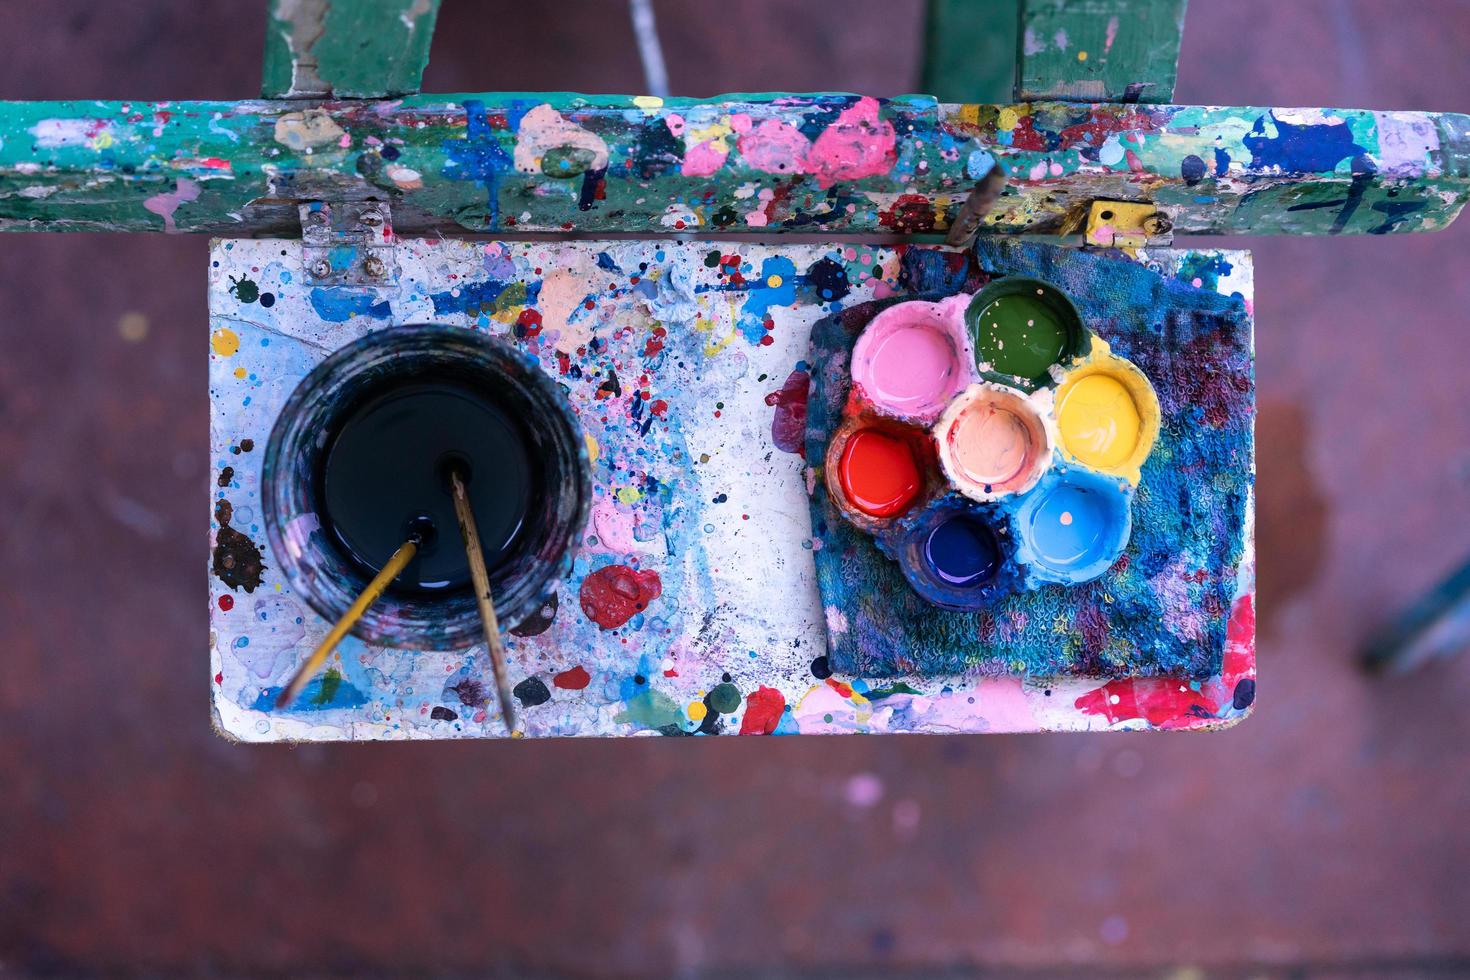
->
xmin=892 ymin=495 xmax=1017 ymax=612
xmin=1012 ymin=467 xmax=1132 ymax=585
xmin=262 ymin=325 xmax=590 ymax=649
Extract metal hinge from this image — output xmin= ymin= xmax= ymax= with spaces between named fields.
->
xmin=1081 ymin=201 xmax=1174 ymax=252
xmin=299 ymin=200 xmax=399 ymax=286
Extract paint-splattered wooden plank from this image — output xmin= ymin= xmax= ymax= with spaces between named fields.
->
xmin=262 ymin=0 xmax=441 ymax=99
xmin=921 ymin=0 xmax=1019 ymax=105
xmin=1017 ymin=0 xmax=1188 ymax=103
xmin=1 ymin=95 xmax=1466 ymax=236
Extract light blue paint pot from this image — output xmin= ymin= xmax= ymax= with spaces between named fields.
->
xmin=891 ymin=495 xmax=1018 ymax=612
xmin=1012 ymin=468 xmax=1132 ymax=585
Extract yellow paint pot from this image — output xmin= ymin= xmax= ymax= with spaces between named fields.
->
xmin=1052 ymin=338 xmax=1160 ymax=485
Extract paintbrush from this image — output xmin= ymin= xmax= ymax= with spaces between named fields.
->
xmin=446 ymin=464 xmax=517 ymax=733
xmin=276 ymin=534 xmax=420 ymax=708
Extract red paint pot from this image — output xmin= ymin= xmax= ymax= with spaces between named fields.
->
xmin=823 ymin=416 xmax=931 ymax=530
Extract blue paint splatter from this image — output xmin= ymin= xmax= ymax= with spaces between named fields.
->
xmin=309 ymin=288 xmax=392 ymax=323
xmin=1243 ymin=112 xmax=1367 ymax=174
xmin=444 ymin=99 xmax=514 ymax=228
xmin=428 ymin=278 xmax=542 ymax=316
xmin=252 ymin=675 xmax=369 ymax=712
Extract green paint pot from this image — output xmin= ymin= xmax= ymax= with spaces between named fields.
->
xmin=964 ymin=277 xmax=1090 ymax=391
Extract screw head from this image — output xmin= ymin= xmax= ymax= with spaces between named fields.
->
xmin=362 ymin=255 xmax=387 ymax=279
xmin=359 ymin=208 xmax=384 ymax=228
xmin=307 ymin=210 xmax=329 ymax=226
xmin=1142 ymin=212 xmax=1173 ymax=236
xmin=308 ymin=258 xmax=332 ymax=279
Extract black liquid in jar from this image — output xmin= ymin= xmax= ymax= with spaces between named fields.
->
xmin=320 ymin=380 xmax=536 ymax=593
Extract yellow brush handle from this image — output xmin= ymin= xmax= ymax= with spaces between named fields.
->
xmin=275 ymin=537 xmax=418 ymax=708
xmin=448 ymin=467 xmax=516 ymax=732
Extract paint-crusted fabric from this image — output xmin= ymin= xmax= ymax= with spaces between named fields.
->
xmin=809 ymin=241 xmax=1254 ymax=679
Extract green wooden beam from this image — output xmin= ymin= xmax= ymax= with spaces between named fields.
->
xmin=1017 ymin=0 xmax=1188 ymax=103
xmin=921 ymin=0 xmax=1019 ymax=105
xmin=0 ymin=94 xmax=1465 ymax=236
xmin=262 ymin=0 xmax=441 ymax=100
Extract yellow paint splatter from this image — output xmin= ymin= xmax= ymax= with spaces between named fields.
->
xmin=997 ymin=106 xmax=1020 ymax=132
xmin=695 ymin=314 xmax=735 ymax=356
xmin=632 ymin=95 xmax=664 ymax=113
xmin=766 ymin=274 xmax=783 ymax=288
xmin=616 ymin=486 xmax=643 ymax=505
xmin=687 ymin=701 xmax=708 ymax=721
xmin=584 ymin=432 xmax=601 ymax=465
xmin=1077 ymin=50 xmax=1088 ymax=61
xmin=273 ymin=110 xmax=346 ymax=151
xmin=233 ymin=366 xmax=247 ymax=379
xmin=211 ymin=327 xmax=239 ymax=357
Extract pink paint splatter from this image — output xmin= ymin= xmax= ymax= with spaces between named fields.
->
xmin=681 ymin=137 xmax=730 ymax=177
xmin=764 ymin=368 xmax=810 ymax=456
xmin=731 ymin=114 xmax=809 ymax=174
xmin=143 ymin=178 xmax=200 ymax=233
xmin=844 ymin=772 xmax=884 ymax=808
xmin=805 ymin=97 xmax=897 ymax=189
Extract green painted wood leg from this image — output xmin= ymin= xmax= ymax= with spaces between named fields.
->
xmin=922 ymin=0 xmax=1020 ymax=105
xmin=1017 ymin=0 xmax=1188 ymax=103
xmin=262 ymin=0 xmax=441 ymax=100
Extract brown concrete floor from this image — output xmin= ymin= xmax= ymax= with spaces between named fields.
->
xmin=3 ymin=1 xmax=1470 ymax=976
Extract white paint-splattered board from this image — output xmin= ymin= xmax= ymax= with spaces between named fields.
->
xmin=209 ymin=238 xmax=1255 ymax=741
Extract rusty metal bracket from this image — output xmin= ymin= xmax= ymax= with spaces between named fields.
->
xmin=299 ymin=200 xmax=398 ymax=287
xmin=1081 ymin=201 xmax=1174 ymax=252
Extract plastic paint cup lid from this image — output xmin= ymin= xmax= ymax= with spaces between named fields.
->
xmin=850 ymin=298 xmax=974 ymax=423
xmin=1013 ymin=470 xmax=1132 ymax=585
xmin=965 ymin=277 xmax=1088 ymax=391
xmin=934 ymin=383 xmax=1052 ymax=501
xmin=1052 ymin=341 xmax=1161 ymax=484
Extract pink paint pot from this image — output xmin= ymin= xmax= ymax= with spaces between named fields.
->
xmin=934 ymin=383 xmax=1053 ymax=502
xmin=849 ymin=296 xmax=976 ymax=424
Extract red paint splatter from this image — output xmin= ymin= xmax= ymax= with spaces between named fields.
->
xmin=650 ymin=399 xmax=669 ymax=418
xmin=217 ymin=594 xmax=234 ymax=611
xmin=579 ymin=565 xmax=662 ymax=629
xmin=515 ymin=308 xmax=543 ymax=339
xmin=1054 ymin=108 xmax=1162 ymax=149
xmin=1074 ymin=677 xmax=1220 ymax=729
xmin=214 ymin=672 xmax=223 ymax=685
xmin=643 ymin=325 xmax=667 ymax=358
xmin=878 ymin=193 xmax=938 ymax=234
xmin=826 ymin=677 xmax=854 ymax=698
xmin=764 ymin=369 xmax=810 ymax=456
xmin=553 ymin=665 xmax=592 ymax=690
xmin=1223 ymin=593 xmax=1256 ymax=685
xmin=739 ymin=686 xmax=786 ymax=735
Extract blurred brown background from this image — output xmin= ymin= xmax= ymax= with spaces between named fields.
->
xmin=3 ymin=1 xmax=1470 ymax=976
